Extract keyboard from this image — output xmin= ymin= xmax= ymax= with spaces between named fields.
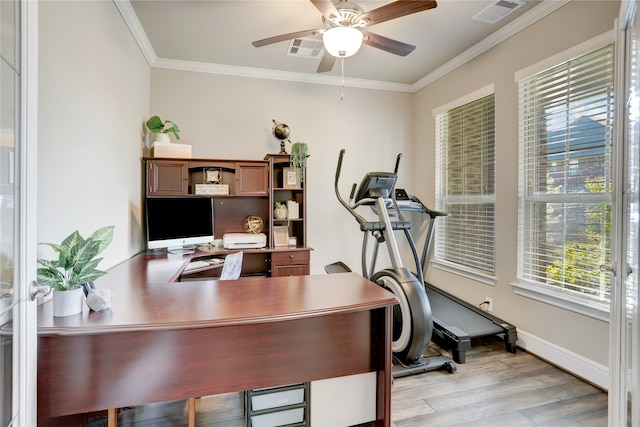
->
xmin=184 ymin=260 xmax=211 ymax=271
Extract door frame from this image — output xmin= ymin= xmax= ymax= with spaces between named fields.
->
xmin=13 ymin=1 xmax=39 ymax=425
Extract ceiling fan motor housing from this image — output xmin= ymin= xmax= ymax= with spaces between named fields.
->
xmin=323 ymin=1 xmax=366 ymax=29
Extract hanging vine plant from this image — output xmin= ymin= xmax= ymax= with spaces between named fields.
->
xmin=290 ymin=142 xmax=308 ymax=182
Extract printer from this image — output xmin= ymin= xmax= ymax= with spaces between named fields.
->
xmin=222 ymin=232 xmax=267 ymax=249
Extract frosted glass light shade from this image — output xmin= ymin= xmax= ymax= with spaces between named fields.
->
xmin=323 ymin=27 xmax=363 ymax=58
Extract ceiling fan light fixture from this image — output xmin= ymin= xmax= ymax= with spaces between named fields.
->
xmin=323 ymin=27 xmax=363 ymax=58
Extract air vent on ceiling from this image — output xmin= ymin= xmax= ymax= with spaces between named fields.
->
xmin=473 ymin=0 xmax=526 ymax=24
xmin=287 ymin=37 xmax=324 ymax=59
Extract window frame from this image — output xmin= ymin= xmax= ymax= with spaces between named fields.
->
xmin=513 ymin=31 xmax=615 ymax=320
xmin=432 ymin=84 xmax=497 ymax=284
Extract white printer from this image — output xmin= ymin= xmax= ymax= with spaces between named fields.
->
xmin=222 ymin=232 xmax=267 ymax=249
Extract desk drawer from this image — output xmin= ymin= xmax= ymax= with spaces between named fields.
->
xmin=271 ymin=251 xmax=310 ymax=265
xmin=271 ymin=251 xmax=310 ymax=277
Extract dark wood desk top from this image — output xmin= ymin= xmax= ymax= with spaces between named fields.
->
xmin=37 ymin=251 xmax=398 ymax=335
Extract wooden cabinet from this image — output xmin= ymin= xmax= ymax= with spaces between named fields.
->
xmin=271 ymin=250 xmax=310 ymax=277
xmin=146 ymin=159 xmax=188 ymax=196
xmin=235 ymin=162 xmax=268 ymax=196
xmin=143 ymin=155 xmax=310 ymax=276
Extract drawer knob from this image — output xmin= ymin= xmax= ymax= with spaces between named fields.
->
xmin=289 ymin=254 xmax=294 ymax=260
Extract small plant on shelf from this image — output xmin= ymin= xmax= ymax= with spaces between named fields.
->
xmin=290 ymin=142 xmax=308 ymax=181
xmin=274 ymin=202 xmax=288 ymax=219
xmin=146 ymin=115 xmax=181 ymax=140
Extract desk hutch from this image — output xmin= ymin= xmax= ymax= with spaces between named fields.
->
xmin=144 ymin=153 xmax=310 ymax=276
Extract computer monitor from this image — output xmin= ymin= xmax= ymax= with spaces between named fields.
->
xmin=146 ymin=197 xmax=214 ymax=253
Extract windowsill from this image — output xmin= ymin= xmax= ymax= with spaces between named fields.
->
xmin=431 ymin=259 xmax=496 ymax=286
xmin=511 ymin=281 xmax=609 ymax=322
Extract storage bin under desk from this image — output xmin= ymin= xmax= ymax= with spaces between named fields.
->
xmin=245 ymin=383 xmax=309 ymax=427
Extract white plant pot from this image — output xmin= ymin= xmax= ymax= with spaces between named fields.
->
xmin=52 ymin=286 xmax=84 ymax=317
xmin=154 ymin=133 xmax=171 ymax=143
xmin=274 ymin=208 xmax=288 ymax=219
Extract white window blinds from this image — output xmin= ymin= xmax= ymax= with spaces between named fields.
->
xmin=517 ymin=44 xmax=614 ymax=303
xmin=435 ymin=92 xmax=496 ymax=276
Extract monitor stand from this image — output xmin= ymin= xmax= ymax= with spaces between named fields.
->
xmin=168 ymin=245 xmax=196 ymax=255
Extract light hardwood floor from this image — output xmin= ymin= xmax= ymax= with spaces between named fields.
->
xmin=85 ymin=338 xmax=608 ymax=427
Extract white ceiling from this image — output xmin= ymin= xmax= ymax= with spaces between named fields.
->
xmin=123 ymin=0 xmax=564 ymax=90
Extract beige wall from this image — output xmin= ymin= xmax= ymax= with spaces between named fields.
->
xmin=38 ymin=0 xmax=150 ymax=268
xmin=413 ymin=0 xmax=619 ymax=369
xmin=149 ymin=68 xmax=414 ymax=276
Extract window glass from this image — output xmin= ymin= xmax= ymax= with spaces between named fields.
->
xmin=517 ymin=44 xmax=614 ymax=304
xmin=435 ymin=92 xmax=496 ymax=276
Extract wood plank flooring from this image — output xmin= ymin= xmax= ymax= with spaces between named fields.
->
xmin=84 ymin=338 xmax=608 ymax=427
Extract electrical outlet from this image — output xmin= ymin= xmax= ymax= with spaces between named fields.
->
xmin=484 ymin=297 xmax=493 ymax=312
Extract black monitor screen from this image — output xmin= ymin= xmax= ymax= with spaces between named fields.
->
xmin=146 ymin=197 xmax=214 ymax=250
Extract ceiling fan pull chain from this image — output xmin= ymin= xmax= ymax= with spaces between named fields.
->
xmin=341 ymin=57 xmax=345 ymax=101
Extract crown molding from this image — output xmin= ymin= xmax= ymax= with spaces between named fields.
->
xmin=115 ymin=0 xmax=570 ymax=93
xmin=410 ymin=0 xmax=571 ymax=92
xmin=152 ymin=57 xmax=415 ymax=93
xmin=114 ymin=0 xmax=157 ymax=65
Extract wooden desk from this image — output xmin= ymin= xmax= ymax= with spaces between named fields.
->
xmin=37 ymin=252 xmax=397 ymax=426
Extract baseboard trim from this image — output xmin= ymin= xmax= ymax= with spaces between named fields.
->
xmin=516 ymin=329 xmax=608 ymax=390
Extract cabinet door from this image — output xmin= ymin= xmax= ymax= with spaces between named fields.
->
xmin=271 ymin=251 xmax=310 ymax=277
xmin=236 ymin=162 xmax=268 ymax=196
xmin=147 ymin=160 xmax=189 ymax=196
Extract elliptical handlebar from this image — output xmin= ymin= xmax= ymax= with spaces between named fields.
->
xmin=394 ymin=153 xmax=403 ymax=175
xmin=334 ymin=149 xmax=369 ymax=227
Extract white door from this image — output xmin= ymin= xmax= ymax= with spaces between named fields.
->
xmin=0 ymin=1 xmax=41 ymax=426
xmin=610 ymin=2 xmax=640 ymax=425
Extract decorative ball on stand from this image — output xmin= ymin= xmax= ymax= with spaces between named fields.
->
xmin=272 ymin=119 xmax=291 ymax=154
xmin=244 ymin=215 xmax=265 ymax=234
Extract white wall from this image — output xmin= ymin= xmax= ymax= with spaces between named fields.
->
xmin=149 ymin=68 xmax=414 ymax=275
xmin=38 ymin=0 xmax=150 ymax=268
xmin=413 ymin=0 xmax=619 ymax=371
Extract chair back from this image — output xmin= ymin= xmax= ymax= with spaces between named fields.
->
xmin=220 ymin=251 xmax=243 ymax=280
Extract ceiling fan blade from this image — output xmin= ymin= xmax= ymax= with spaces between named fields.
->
xmin=252 ymin=29 xmax=323 ymax=48
xmin=356 ymin=1 xmax=437 ymax=27
xmin=310 ymin=0 xmax=341 ymax=21
xmin=317 ymin=50 xmax=337 ymax=73
xmin=361 ymin=30 xmax=415 ymax=56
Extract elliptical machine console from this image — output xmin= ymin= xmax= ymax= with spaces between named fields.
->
xmin=330 ymin=149 xmax=455 ymax=376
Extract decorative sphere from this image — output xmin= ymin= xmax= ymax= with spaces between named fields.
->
xmin=273 ymin=123 xmax=290 ymax=140
xmin=244 ymin=216 xmax=264 ymax=234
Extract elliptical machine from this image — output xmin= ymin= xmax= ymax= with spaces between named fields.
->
xmin=328 ymin=149 xmax=455 ymax=377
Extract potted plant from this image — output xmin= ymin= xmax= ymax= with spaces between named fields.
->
xmin=274 ymin=202 xmax=288 ymax=219
xmin=290 ymin=141 xmax=308 ymax=182
xmin=146 ymin=115 xmax=181 ymax=143
xmin=37 ymin=226 xmax=114 ymax=316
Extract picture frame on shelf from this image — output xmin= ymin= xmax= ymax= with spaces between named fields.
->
xmin=283 ymin=167 xmax=301 ymax=189
xmin=205 ymin=168 xmax=222 ymax=184
xmin=273 ymin=226 xmax=289 ymax=247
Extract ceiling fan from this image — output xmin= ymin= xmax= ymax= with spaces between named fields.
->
xmin=252 ymin=0 xmax=438 ymax=73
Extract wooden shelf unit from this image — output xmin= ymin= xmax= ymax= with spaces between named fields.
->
xmin=143 ymin=156 xmax=310 ymax=277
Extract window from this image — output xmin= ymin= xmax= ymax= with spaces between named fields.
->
xmin=434 ymin=87 xmax=496 ymax=279
xmin=517 ymin=43 xmax=614 ymax=308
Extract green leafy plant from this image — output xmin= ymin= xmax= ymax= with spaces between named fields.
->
xmin=274 ymin=202 xmax=287 ymax=210
xmin=146 ymin=115 xmax=181 ymax=140
xmin=290 ymin=142 xmax=308 ymax=181
xmin=37 ymin=226 xmax=115 ymax=291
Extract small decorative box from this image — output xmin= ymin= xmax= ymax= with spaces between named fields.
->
xmin=195 ymin=184 xmax=229 ymax=195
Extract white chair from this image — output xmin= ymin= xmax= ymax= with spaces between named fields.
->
xmin=188 ymin=251 xmax=243 ymax=427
